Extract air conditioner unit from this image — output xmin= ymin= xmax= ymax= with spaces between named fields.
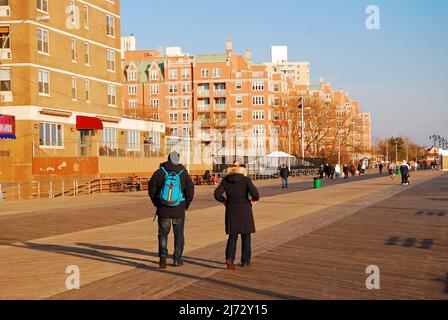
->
xmin=0 ymin=92 xmax=13 ymax=103
xmin=0 ymin=6 xmax=11 ymax=17
xmin=0 ymin=49 xmax=11 ymax=60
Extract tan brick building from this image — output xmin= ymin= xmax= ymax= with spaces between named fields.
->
xmin=0 ymin=0 xmax=166 ymax=185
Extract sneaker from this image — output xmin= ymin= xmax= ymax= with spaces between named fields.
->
xmin=226 ymin=260 xmax=235 ymax=270
xmin=173 ymin=260 xmax=184 ymax=267
xmin=240 ymin=262 xmax=251 ymax=268
xmin=159 ymin=258 xmax=167 ymax=269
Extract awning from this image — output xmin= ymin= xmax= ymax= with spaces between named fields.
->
xmin=76 ymin=115 xmax=104 ymax=130
xmin=0 ymin=114 xmax=16 ymax=139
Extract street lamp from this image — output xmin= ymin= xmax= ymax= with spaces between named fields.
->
xmin=429 ymin=134 xmax=440 ymax=148
xmin=298 ymin=97 xmax=305 ymax=159
xmin=1 ymin=15 xmax=51 ymax=65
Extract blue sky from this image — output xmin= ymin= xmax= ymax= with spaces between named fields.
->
xmin=121 ymin=0 xmax=448 ymax=146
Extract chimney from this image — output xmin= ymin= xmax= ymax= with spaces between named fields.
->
xmin=245 ymin=48 xmax=252 ymax=62
xmin=226 ymin=38 xmax=233 ymax=54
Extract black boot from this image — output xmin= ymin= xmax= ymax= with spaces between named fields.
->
xmin=159 ymin=258 xmax=167 ymax=269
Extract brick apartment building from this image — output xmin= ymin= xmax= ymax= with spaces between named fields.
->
xmin=0 ymin=0 xmax=166 ymax=184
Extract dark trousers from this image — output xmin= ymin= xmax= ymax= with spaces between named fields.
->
xmin=226 ymin=234 xmax=251 ymax=263
xmin=281 ymin=177 xmax=288 ymax=188
xmin=402 ymin=174 xmax=409 ymax=184
xmin=158 ymin=217 xmax=185 ymax=262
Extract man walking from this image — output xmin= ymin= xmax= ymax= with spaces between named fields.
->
xmin=148 ymin=152 xmax=195 ymax=269
xmin=400 ymin=160 xmax=411 ymax=186
xmin=279 ymin=164 xmax=290 ymax=189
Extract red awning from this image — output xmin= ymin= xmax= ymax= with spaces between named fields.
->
xmin=76 ymin=116 xmax=104 ymax=130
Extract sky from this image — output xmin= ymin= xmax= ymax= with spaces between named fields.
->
xmin=121 ymin=0 xmax=448 ymax=146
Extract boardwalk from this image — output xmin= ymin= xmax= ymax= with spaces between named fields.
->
xmin=0 ymin=171 xmax=446 ymax=300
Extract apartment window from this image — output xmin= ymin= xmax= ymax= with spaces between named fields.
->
xmin=128 ymin=70 xmax=137 ymax=81
xmin=129 ymin=99 xmax=138 ymax=109
xmin=37 ymin=0 xmax=48 ymax=13
xmin=83 ymin=42 xmax=89 ymax=65
xmin=252 ymin=80 xmax=264 ymax=91
xmin=252 ymin=96 xmax=264 ymax=105
xmin=38 ymin=69 xmax=50 ymax=95
xmin=182 ymin=99 xmax=190 ymax=108
xmin=150 ymin=70 xmax=158 ymax=80
xmin=274 ymin=111 xmax=280 ymax=121
xmin=274 ymin=83 xmax=280 ymax=92
xmin=69 ymin=0 xmax=76 ymax=25
xmin=150 ymin=84 xmax=159 ymax=94
xmin=212 ymin=68 xmax=221 ymax=78
xmin=235 ymin=82 xmax=242 ymax=90
xmin=252 ymin=110 xmax=265 ymax=120
xmin=0 ymin=28 xmax=10 ymax=50
xmin=150 ymin=99 xmax=159 ymax=108
xmin=168 ymin=69 xmax=178 ymax=80
xmin=169 ymin=127 xmax=178 ymax=137
xmin=37 ymin=28 xmax=49 ymax=54
xmin=169 ymin=113 xmax=178 ymax=123
xmin=169 ymin=98 xmax=178 ymax=108
xmin=107 ymin=85 xmax=116 ymax=106
xmin=235 ymin=111 xmax=243 ymax=120
xmin=107 ymin=50 xmax=115 ymax=71
xmin=168 ymin=84 xmax=178 ymax=94
xmin=71 ymin=77 xmax=77 ymax=100
xmin=126 ymin=130 xmax=140 ymax=151
xmin=236 ymin=96 xmax=243 ymax=104
xmin=39 ymin=123 xmax=63 ymax=147
xmin=83 ymin=5 xmax=89 ymax=29
xmin=85 ymin=80 xmax=90 ymax=102
xmin=201 ymin=69 xmax=209 ymax=78
xmin=181 ymin=69 xmax=190 ymax=79
xmin=106 ymin=15 xmax=115 ymax=37
xmin=252 ymin=125 xmax=265 ymax=135
xmin=0 ymin=69 xmax=11 ymax=92
xmin=71 ymin=38 xmax=77 ymax=62
xmin=102 ymin=128 xmax=117 ymax=148
xmin=182 ymin=112 xmax=190 ymax=122
xmin=181 ymin=84 xmax=190 ymax=93
xmin=128 ymin=85 xmax=137 ymax=95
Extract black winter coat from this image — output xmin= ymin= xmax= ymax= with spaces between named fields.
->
xmin=279 ymin=167 xmax=290 ymax=179
xmin=214 ymin=167 xmax=260 ymax=235
xmin=148 ymin=161 xmax=195 ymax=219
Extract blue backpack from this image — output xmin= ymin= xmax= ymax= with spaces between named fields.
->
xmin=159 ymin=167 xmax=185 ymax=207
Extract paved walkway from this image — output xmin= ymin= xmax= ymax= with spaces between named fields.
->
xmin=0 ymin=170 xmax=443 ymax=299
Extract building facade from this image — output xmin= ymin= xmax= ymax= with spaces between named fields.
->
xmin=0 ymin=0 xmax=165 ymax=184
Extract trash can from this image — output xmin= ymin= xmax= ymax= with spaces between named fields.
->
xmin=314 ymin=177 xmax=321 ymax=189
xmin=396 ymin=168 xmax=401 ymax=175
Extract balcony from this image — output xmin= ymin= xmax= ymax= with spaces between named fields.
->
xmin=214 ymin=104 xmax=227 ymax=111
xmin=215 ymin=119 xmax=227 ymax=127
xmin=200 ymin=119 xmax=211 ymax=127
xmin=197 ymin=104 xmax=210 ymax=112
xmin=197 ymin=89 xmax=210 ymax=97
xmin=213 ymin=89 xmax=226 ymax=97
xmin=0 ymin=6 xmax=11 ymax=17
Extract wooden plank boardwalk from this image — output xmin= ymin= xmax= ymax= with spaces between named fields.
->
xmin=165 ymin=173 xmax=448 ymax=300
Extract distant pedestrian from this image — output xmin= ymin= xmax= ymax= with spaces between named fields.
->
xmin=343 ymin=164 xmax=350 ymax=179
xmin=379 ymin=163 xmax=384 ymax=174
xmin=414 ymin=162 xmax=418 ymax=172
xmin=324 ymin=164 xmax=331 ymax=179
xmin=361 ymin=163 xmax=366 ymax=175
xmin=400 ymin=160 xmax=411 ymax=186
xmin=148 ymin=152 xmax=195 ymax=269
xmin=335 ymin=164 xmax=341 ymax=179
xmin=388 ymin=162 xmax=396 ymax=180
xmin=279 ymin=164 xmax=290 ymax=189
xmin=214 ymin=162 xmax=260 ymax=270
xmin=350 ymin=165 xmax=357 ymax=177
xmin=203 ymin=170 xmax=212 ymax=185
xmin=319 ymin=164 xmax=325 ymax=179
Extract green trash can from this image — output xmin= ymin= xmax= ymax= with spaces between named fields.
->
xmin=314 ymin=177 xmax=322 ymax=189
xmin=396 ymin=168 xmax=401 ymax=175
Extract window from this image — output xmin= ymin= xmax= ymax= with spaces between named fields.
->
xmin=252 ymin=96 xmax=264 ymax=105
xmin=212 ymin=68 xmax=221 ymax=78
xmin=236 ymin=96 xmax=243 ymax=104
xmin=169 ymin=98 xmax=178 ymax=108
xmin=69 ymin=0 xmax=76 ymax=25
xmin=126 ymin=130 xmax=140 ymax=151
xmin=150 ymin=99 xmax=159 ymax=108
xmin=252 ymin=80 xmax=264 ymax=91
xmin=181 ymin=69 xmax=190 ymax=79
xmin=150 ymin=84 xmax=159 ymax=94
xmin=168 ymin=69 xmax=178 ymax=80
xmin=182 ymin=128 xmax=190 ymax=138
xmin=168 ymin=84 xmax=178 ymax=93
xmin=39 ymin=122 xmax=63 ymax=147
xmin=107 ymin=85 xmax=116 ymax=106
xmin=0 ymin=28 xmax=10 ymax=50
xmin=107 ymin=50 xmax=115 ymax=71
xmin=201 ymin=69 xmax=209 ymax=78
xmin=169 ymin=127 xmax=178 ymax=137
xmin=38 ymin=69 xmax=50 ymax=95
xmin=0 ymin=68 xmax=11 ymax=92
xmin=127 ymin=70 xmax=136 ymax=81
xmin=150 ymin=70 xmax=158 ymax=80
xmin=169 ymin=113 xmax=178 ymax=123
xmin=235 ymin=111 xmax=243 ymax=119
xmin=128 ymin=85 xmax=137 ymax=95
xmin=102 ymin=128 xmax=117 ymax=148
xmin=83 ymin=5 xmax=89 ymax=29
xmin=182 ymin=112 xmax=190 ymax=122
xmin=83 ymin=42 xmax=89 ymax=65
xmin=71 ymin=77 xmax=77 ymax=100
xmin=235 ymin=82 xmax=242 ymax=90
xmin=85 ymin=80 xmax=90 ymax=102
xmin=37 ymin=0 xmax=48 ymax=12
xmin=37 ymin=28 xmax=49 ymax=54
xmin=252 ymin=110 xmax=265 ymax=120
xmin=71 ymin=38 xmax=77 ymax=62
xmin=106 ymin=15 xmax=115 ymax=36
xmin=273 ymin=83 xmax=280 ymax=92
xmin=181 ymin=84 xmax=190 ymax=93
xmin=129 ymin=99 xmax=138 ymax=109
xmin=252 ymin=125 xmax=265 ymax=135
xmin=274 ymin=111 xmax=280 ymax=121
xmin=182 ymin=99 xmax=190 ymax=108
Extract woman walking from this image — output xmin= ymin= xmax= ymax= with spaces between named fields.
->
xmin=214 ymin=163 xmax=260 ymax=270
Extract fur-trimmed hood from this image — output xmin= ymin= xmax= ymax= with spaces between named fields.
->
xmin=223 ymin=166 xmax=248 ymax=183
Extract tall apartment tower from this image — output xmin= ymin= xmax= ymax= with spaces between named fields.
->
xmin=265 ymin=46 xmax=311 ymax=86
xmin=121 ymin=34 xmax=136 ymax=58
xmin=0 ymin=0 xmax=165 ymax=184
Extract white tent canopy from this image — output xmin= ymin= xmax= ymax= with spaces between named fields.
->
xmin=265 ymin=151 xmax=295 ymax=159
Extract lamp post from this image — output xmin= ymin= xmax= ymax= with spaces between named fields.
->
xmin=429 ymin=134 xmax=440 ymax=148
xmin=298 ymin=97 xmax=305 ymax=159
